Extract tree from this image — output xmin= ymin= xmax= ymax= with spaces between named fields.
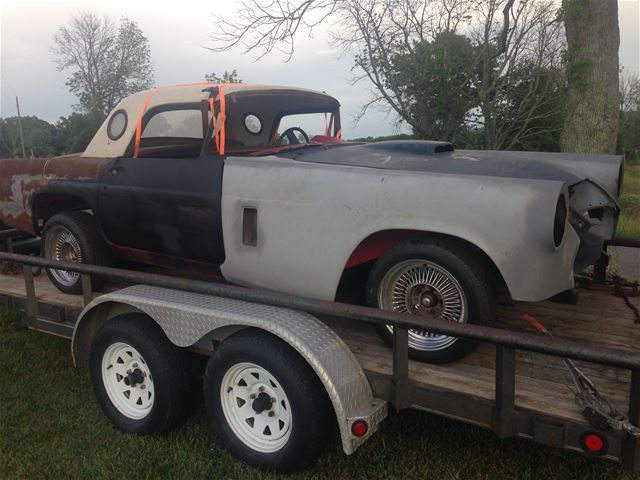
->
xmin=469 ymin=0 xmax=565 ymax=150
xmin=52 ymin=11 xmax=154 ymax=115
xmin=618 ymin=72 xmax=640 ymax=162
xmin=205 ymin=69 xmax=242 ymax=83
xmin=490 ymin=63 xmax=565 ymax=151
xmin=0 ymin=116 xmax=57 ymax=158
xmin=54 ymin=111 xmax=105 ymax=155
xmin=210 ymin=0 xmax=565 ymax=150
xmin=620 ymin=71 xmax=640 ymax=114
xmin=561 ymin=0 xmax=620 ymax=154
xmin=390 ymin=32 xmax=477 ymax=141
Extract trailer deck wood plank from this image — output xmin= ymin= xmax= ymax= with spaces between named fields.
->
xmin=0 ymin=271 xmax=86 ymax=308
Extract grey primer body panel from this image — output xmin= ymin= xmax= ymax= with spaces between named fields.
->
xmin=72 ymin=285 xmax=387 ymax=454
xmin=220 ymin=154 xmax=579 ymax=303
xmin=219 ymin=142 xmax=622 ymax=303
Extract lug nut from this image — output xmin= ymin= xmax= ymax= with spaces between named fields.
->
xmin=133 ymin=363 xmax=138 ymax=368
xmin=250 ymin=394 xmax=256 ymax=399
xmin=271 ymin=397 xmax=276 ymax=403
xmin=268 ymin=411 xmax=275 ymax=417
xmin=259 ymin=386 xmax=265 ymax=392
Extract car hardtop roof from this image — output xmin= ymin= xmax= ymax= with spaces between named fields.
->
xmin=83 ymin=83 xmax=340 ymax=158
xmin=128 ymin=83 xmax=339 ymax=107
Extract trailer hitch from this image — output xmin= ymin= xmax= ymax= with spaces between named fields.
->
xmin=522 ymin=314 xmax=640 ymax=437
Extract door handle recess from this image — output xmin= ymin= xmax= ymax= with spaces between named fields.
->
xmin=242 ymin=208 xmax=258 ymax=246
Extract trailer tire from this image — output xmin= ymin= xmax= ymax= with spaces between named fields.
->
xmin=204 ymin=328 xmax=332 ymax=473
xmin=42 ymin=211 xmax=110 ymax=294
xmin=89 ymin=314 xmax=193 ymax=435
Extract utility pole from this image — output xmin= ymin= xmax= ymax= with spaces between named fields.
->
xmin=15 ymin=96 xmax=26 ymax=159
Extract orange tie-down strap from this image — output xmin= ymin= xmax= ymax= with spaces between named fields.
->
xmin=218 ymin=85 xmax=227 ymax=156
xmin=133 ymin=82 xmax=235 ymax=158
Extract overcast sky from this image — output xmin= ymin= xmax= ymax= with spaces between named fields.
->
xmin=1 ymin=0 xmax=638 ymax=138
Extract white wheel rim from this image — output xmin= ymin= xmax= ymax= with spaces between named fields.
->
xmin=101 ymin=342 xmax=155 ymax=420
xmin=220 ymin=362 xmax=292 ymax=453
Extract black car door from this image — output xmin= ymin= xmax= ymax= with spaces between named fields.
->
xmin=97 ymin=107 xmax=225 ymax=264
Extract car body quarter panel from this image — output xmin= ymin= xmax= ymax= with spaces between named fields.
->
xmin=0 ymin=155 xmax=112 ymax=234
xmin=220 ymin=156 xmax=579 ymax=303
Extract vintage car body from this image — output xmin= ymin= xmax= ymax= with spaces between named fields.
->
xmin=0 ymin=83 xmax=624 ymax=362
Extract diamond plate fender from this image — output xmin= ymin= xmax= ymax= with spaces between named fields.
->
xmin=72 ymin=285 xmax=387 ymax=454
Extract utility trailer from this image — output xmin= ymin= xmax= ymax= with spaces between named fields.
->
xmin=1 ymin=233 xmax=639 ymax=473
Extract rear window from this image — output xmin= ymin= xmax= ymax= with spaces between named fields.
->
xmin=142 ymin=109 xmax=204 ymax=139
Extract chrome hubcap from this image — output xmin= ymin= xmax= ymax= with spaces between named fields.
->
xmin=45 ymin=225 xmax=82 ymax=287
xmin=378 ymin=260 xmax=468 ymax=352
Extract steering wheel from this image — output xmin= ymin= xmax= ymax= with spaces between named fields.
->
xmin=276 ymin=127 xmax=310 ymax=145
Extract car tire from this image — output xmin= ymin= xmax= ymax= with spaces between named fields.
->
xmin=42 ymin=211 xmax=111 ymax=294
xmin=89 ymin=314 xmax=194 ymax=435
xmin=366 ymin=238 xmax=496 ymax=364
xmin=204 ymin=328 xmax=332 ymax=473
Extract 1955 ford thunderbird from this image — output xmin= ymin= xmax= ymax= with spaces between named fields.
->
xmin=0 ymin=83 xmax=624 ymax=363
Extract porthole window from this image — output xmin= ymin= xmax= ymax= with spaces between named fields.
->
xmin=243 ymin=113 xmax=262 ymax=135
xmin=107 ymin=110 xmax=128 ymax=140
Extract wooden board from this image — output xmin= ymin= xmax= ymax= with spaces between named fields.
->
xmin=1 ymin=269 xmax=639 ymax=426
xmin=0 ymin=271 xmax=86 ymax=308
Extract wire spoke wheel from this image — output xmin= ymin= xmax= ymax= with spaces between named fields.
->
xmin=101 ymin=342 xmax=155 ymax=420
xmin=44 ymin=225 xmax=83 ymax=287
xmin=220 ymin=362 xmax=292 ymax=453
xmin=378 ymin=259 xmax=468 ymax=352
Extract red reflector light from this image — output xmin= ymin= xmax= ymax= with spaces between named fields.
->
xmin=584 ymin=434 xmax=604 ymax=452
xmin=580 ymin=431 xmax=607 ymax=456
xmin=351 ymin=420 xmax=368 ymax=437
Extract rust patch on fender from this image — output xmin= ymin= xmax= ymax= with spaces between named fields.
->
xmin=0 ymin=155 xmax=112 ymax=235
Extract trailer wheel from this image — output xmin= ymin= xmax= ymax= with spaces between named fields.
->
xmin=204 ymin=329 xmax=332 ymax=473
xmin=366 ymin=238 xmax=496 ymax=363
xmin=89 ymin=314 xmax=192 ymax=434
xmin=42 ymin=211 xmax=110 ymax=294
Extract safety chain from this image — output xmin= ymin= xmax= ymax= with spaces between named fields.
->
xmin=576 ymin=274 xmax=640 ymax=323
xmin=612 ymin=276 xmax=640 ymax=322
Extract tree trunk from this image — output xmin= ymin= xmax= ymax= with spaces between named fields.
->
xmin=561 ymin=0 xmax=620 ymax=154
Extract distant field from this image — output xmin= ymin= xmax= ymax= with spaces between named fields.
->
xmin=619 ymin=163 xmax=640 ymax=237
xmin=0 ymin=310 xmax=635 ymax=480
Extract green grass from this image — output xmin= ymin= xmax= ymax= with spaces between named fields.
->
xmin=619 ymin=164 xmax=640 ymax=237
xmin=0 ymin=310 xmax=636 ymax=480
